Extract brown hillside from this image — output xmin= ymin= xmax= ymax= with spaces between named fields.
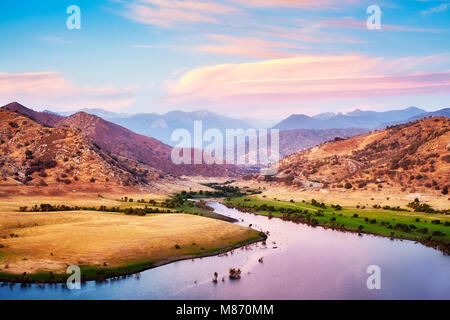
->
xmin=56 ymin=112 xmax=245 ymax=177
xmin=273 ymin=117 xmax=450 ymax=194
xmin=0 ymin=109 xmax=162 ymax=192
xmin=278 ymin=128 xmax=368 ymax=157
xmin=2 ymin=102 xmax=63 ymax=127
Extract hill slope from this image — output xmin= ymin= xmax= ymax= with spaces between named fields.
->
xmin=273 ymin=117 xmax=450 ymax=194
xmin=55 ymin=112 xmax=244 ymax=177
xmin=0 ymin=109 xmax=162 ymax=192
xmin=2 ymin=102 xmax=63 ymax=127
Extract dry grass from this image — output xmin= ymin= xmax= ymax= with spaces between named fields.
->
xmin=0 ymin=209 xmax=258 ymax=275
xmin=0 ymin=193 xmax=259 ymax=276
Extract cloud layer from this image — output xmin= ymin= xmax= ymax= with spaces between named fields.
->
xmin=0 ymin=72 xmax=136 ymax=110
xmin=166 ymin=54 xmax=450 ymax=106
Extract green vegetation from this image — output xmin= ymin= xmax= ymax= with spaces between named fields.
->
xmin=224 ymin=196 xmax=450 ymax=254
xmin=175 ymin=181 xmax=261 ymax=199
xmin=19 ymin=203 xmax=176 ymax=215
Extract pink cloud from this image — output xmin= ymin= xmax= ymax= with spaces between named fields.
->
xmin=165 ymin=54 xmax=450 ymax=105
xmin=139 ymin=0 xmax=240 ymax=14
xmin=195 ymin=34 xmax=305 ymax=58
xmin=321 ymin=17 xmax=444 ymax=33
xmin=231 ymin=0 xmax=357 ymax=9
xmin=0 ymin=72 xmax=136 ymax=110
xmin=125 ymin=1 xmax=241 ymax=28
xmin=126 ymin=3 xmax=219 ymax=27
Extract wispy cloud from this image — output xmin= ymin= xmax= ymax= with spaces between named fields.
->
xmin=320 ymin=17 xmax=445 ymax=33
xmin=125 ymin=0 xmax=241 ymax=28
xmin=39 ymin=35 xmax=72 ymax=44
xmin=421 ymin=2 xmax=450 ymax=16
xmin=195 ymin=34 xmax=305 ymax=58
xmin=230 ymin=0 xmax=358 ymax=9
xmin=0 ymin=72 xmax=136 ymax=110
xmin=165 ymin=54 xmax=450 ymax=106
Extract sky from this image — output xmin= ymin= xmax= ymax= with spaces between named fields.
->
xmin=0 ymin=0 xmax=449 ymax=119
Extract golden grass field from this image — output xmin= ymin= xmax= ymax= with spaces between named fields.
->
xmin=0 ymin=193 xmax=260 ymax=278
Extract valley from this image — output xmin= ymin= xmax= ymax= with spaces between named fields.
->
xmin=0 ymin=102 xmax=448 ymax=295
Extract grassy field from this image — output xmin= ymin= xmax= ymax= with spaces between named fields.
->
xmin=0 ymin=194 xmax=264 ymax=283
xmin=224 ymin=196 xmax=450 ymax=253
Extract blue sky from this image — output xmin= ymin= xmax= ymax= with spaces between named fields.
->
xmin=0 ymin=0 xmax=449 ymax=118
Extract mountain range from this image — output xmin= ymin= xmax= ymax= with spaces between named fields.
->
xmin=272 ymin=107 xmax=430 ymax=130
xmin=49 ymin=106 xmax=448 ymax=145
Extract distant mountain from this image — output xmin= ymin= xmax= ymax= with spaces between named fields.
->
xmin=51 ymin=108 xmax=258 ymax=145
xmin=406 ymin=108 xmax=450 ymax=122
xmin=273 ymin=107 xmax=426 ymax=131
xmin=106 ymin=109 xmax=254 ymax=145
xmin=379 ymin=108 xmax=450 ymax=128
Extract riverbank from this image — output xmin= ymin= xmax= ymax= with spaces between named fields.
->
xmin=223 ymin=196 xmax=450 ymax=254
xmin=0 ymin=209 xmax=265 ymax=283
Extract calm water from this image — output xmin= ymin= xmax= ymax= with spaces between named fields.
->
xmin=1 ymin=202 xmax=449 ymax=300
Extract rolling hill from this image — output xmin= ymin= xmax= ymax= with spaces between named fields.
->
xmin=0 ymin=109 xmax=164 ymax=192
xmin=55 ymin=111 xmax=244 ymax=177
xmin=271 ymin=117 xmax=450 ymax=194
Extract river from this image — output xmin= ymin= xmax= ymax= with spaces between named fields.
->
xmin=0 ymin=202 xmax=449 ymax=299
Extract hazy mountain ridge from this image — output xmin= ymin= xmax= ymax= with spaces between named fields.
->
xmin=272 ymin=107 xmax=428 ymax=131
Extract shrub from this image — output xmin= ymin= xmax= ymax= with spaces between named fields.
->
xmin=344 ymin=182 xmax=352 ymax=189
xmin=25 ymin=150 xmax=33 ymax=160
xmin=442 ymin=185 xmax=449 ymax=195
xmin=174 ymin=244 xmax=181 ymax=249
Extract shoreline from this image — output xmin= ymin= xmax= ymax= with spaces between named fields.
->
xmin=222 ymin=202 xmax=450 ymax=255
xmin=0 ymin=230 xmax=266 ymax=284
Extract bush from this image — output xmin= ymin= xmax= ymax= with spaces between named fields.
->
xmin=25 ymin=150 xmax=33 ymax=160
xmin=344 ymin=182 xmax=352 ymax=189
